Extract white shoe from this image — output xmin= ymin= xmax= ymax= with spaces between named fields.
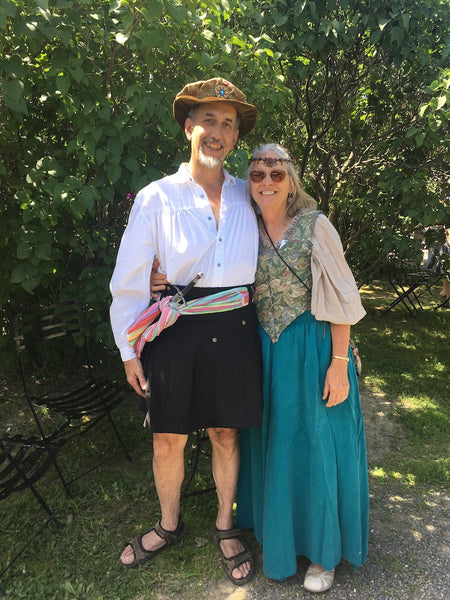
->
xmin=303 ymin=564 xmax=335 ymax=593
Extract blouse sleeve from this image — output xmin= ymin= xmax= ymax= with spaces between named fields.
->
xmin=311 ymin=214 xmax=366 ymax=325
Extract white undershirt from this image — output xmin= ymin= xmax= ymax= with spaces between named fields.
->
xmin=110 ymin=163 xmax=259 ymax=360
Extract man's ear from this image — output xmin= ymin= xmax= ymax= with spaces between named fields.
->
xmin=185 ymin=118 xmax=193 ymax=140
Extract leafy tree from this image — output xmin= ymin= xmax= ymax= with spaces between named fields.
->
xmin=0 ymin=0 xmax=448 ymax=362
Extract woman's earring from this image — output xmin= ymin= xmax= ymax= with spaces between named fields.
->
xmin=287 ymin=192 xmax=294 ymax=203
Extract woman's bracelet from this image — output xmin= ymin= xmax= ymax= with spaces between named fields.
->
xmin=332 ymin=355 xmax=349 ymax=362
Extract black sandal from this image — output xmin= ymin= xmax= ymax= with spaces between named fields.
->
xmin=120 ymin=515 xmax=187 ymax=568
xmin=212 ymin=526 xmax=255 ymax=586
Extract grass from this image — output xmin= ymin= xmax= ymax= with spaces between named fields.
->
xmin=355 ymin=279 xmax=449 ymax=488
xmin=0 ymin=278 xmax=448 ymax=599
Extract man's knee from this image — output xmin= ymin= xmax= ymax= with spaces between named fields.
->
xmin=153 ymin=433 xmax=187 ymax=460
xmin=208 ymin=427 xmax=238 ymax=450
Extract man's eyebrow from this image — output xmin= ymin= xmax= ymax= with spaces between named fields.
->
xmin=203 ymin=111 xmax=234 ymax=123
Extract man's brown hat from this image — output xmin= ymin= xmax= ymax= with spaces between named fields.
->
xmin=173 ymin=77 xmax=257 ymax=138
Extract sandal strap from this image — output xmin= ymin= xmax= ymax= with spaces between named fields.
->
xmin=154 ymin=517 xmax=184 ymax=544
xmin=213 ymin=527 xmax=242 ymax=542
xmin=222 ymin=548 xmax=253 ymax=570
xmin=128 ymin=534 xmax=156 ymax=563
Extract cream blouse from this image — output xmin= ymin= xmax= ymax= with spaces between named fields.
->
xmin=311 ymin=213 xmax=366 ymax=326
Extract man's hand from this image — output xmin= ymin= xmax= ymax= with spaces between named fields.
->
xmin=124 ymin=357 xmax=147 ymax=397
xmin=151 ymin=258 xmax=169 ymax=300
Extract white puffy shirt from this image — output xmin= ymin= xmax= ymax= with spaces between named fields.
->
xmin=110 ymin=163 xmax=259 ymax=360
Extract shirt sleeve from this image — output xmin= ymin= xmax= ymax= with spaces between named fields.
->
xmin=109 ymin=192 xmax=156 ymax=361
xmin=311 ymin=214 xmax=366 ymax=325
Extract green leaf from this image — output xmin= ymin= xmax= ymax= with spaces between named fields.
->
xmin=273 ymin=12 xmax=288 ymax=27
xmin=436 ymin=95 xmax=447 ymax=110
xmin=229 ymin=35 xmax=246 ymax=49
xmin=3 ymin=79 xmax=28 ymax=114
xmin=16 ymin=242 xmax=33 ymax=260
xmin=141 ymin=1 xmax=164 ymax=21
xmin=79 ymin=186 xmax=96 ymax=213
xmin=124 ymin=157 xmax=140 ymax=173
xmin=10 ymin=263 xmax=28 ymax=284
xmin=405 ymin=126 xmax=418 ymax=138
xmin=167 ymin=3 xmax=188 ymax=24
xmin=414 ymin=132 xmax=425 ymax=147
xmin=56 ymin=75 xmax=71 ymax=95
xmin=0 ymin=8 xmax=7 ymax=29
xmin=34 ymin=244 xmax=53 ymax=260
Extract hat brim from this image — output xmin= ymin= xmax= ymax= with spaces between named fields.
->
xmin=173 ymin=96 xmax=257 ymax=138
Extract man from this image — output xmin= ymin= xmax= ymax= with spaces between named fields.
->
xmin=110 ymin=78 xmax=262 ymax=585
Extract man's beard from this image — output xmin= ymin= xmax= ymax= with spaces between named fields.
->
xmin=198 ymin=145 xmax=223 ymax=169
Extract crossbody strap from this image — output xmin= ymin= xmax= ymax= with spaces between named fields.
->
xmin=261 ymin=218 xmax=312 ymax=293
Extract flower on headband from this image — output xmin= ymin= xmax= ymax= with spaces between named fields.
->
xmin=248 ymin=156 xmax=293 ymax=167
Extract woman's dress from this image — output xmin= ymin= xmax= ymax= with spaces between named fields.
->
xmin=236 ymin=209 xmax=369 ymax=580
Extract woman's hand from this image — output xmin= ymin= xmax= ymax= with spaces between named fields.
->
xmin=150 ymin=258 xmax=169 ymax=300
xmin=322 ymin=359 xmax=350 ymax=407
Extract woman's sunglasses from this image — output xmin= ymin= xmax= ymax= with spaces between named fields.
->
xmin=249 ymin=169 xmax=287 ymax=183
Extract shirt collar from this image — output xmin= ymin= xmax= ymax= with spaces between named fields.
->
xmin=176 ymin=162 xmax=237 ymax=187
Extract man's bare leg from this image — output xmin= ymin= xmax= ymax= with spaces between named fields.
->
xmin=208 ymin=427 xmax=251 ymax=580
xmin=120 ymin=432 xmax=187 ymax=565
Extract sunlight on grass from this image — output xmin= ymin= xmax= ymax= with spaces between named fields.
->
xmin=224 ymin=588 xmax=250 ymax=599
xmin=370 ymin=466 xmax=388 ymax=479
xmin=369 ymin=467 xmax=413 ymax=484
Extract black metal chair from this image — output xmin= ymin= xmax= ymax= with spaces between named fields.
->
xmin=382 ymin=254 xmax=441 ymax=316
xmin=13 ymin=300 xmax=132 ymax=496
xmin=0 ymin=432 xmax=62 ymax=579
xmin=181 ymin=429 xmax=215 ymax=499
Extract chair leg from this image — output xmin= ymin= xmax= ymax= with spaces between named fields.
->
xmin=105 ymin=411 xmax=132 ymax=463
xmin=382 ymin=285 xmax=418 ymax=316
xmin=181 ymin=429 xmax=215 ymax=499
xmin=0 ymin=516 xmax=60 ymax=579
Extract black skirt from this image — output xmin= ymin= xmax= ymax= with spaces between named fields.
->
xmin=141 ymin=285 xmax=263 ymax=434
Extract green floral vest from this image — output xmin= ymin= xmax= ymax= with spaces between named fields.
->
xmin=255 ymin=208 xmax=321 ymax=343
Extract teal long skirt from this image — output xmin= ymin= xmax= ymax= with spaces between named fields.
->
xmin=236 ymin=311 xmax=369 ymax=580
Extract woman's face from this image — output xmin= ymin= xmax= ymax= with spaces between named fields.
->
xmin=248 ymin=150 xmax=292 ymax=213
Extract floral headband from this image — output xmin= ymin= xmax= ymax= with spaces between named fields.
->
xmin=248 ymin=156 xmax=294 ymax=167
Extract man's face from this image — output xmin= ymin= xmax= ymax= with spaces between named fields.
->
xmin=185 ymin=102 xmax=239 ymax=168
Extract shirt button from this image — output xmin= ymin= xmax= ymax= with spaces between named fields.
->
xmin=217 ymin=263 xmax=221 ymax=267
xmin=212 ymin=337 xmax=218 ymax=343
xmin=241 ymin=320 xmax=246 ymax=325
xmin=218 ymin=237 xmax=222 ymax=242
xmin=208 ymin=216 xmax=212 ymax=221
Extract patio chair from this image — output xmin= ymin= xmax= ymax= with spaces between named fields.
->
xmin=0 ymin=432 xmax=62 ymax=579
xmin=382 ymin=254 xmax=441 ymax=316
xmin=13 ymin=299 xmax=132 ymax=496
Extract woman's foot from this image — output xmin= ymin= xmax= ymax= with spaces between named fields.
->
xmin=303 ymin=563 xmax=335 ymax=593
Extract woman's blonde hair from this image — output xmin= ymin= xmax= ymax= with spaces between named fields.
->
xmin=247 ymin=143 xmax=317 ymax=217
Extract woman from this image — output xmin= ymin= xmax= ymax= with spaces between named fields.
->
xmin=236 ymin=143 xmax=368 ymax=592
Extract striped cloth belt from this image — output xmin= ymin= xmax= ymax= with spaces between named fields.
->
xmin=127 ymin=286 xmax=250 ymax=358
